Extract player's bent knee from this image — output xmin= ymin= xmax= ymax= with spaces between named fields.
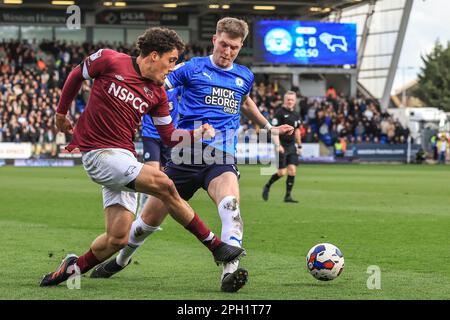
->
xmin=136 ymin=167 xmax=169 ymax=195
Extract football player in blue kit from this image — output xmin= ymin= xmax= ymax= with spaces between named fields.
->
xmin=91 ymin=17 xmax=294 ymax=292
xmin=136 ymin=87 xmax=181 ymax=216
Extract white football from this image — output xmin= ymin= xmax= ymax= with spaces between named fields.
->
xmin=306 ymin=243 xmax=344 ymax=281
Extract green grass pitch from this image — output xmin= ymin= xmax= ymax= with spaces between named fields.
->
xmin=1 ymin=164 xmax=449 ymax=299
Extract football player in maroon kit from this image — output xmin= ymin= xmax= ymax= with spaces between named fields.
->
xmin=40 ymin=27 xmax=245 ymax=287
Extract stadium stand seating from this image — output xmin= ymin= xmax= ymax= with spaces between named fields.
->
xmin=0 ymin=40 xmax=410 ymax=158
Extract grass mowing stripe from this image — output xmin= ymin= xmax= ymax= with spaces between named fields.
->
xmin=0 ymin=164 xmax=449 ymax=299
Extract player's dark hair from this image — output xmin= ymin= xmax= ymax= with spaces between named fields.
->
xmin=136 ymin=27 xmax=185 ymax=57
xmin=216 ymin=17 xmax=249 ymax=41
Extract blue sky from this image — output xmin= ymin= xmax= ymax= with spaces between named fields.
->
xmin=392 ymin=0 xmax=450 ymax=92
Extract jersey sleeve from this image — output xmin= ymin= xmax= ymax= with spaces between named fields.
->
xmin=80 ymin=49 xmax=114 ymax=80
xmin=244 ymin=72 xmax=255 ymax=97
xmin=164 ymin=61 xmax=193 ymax=89
xmin=56 ymin=65 xmax=84 ymax=115
xmin=167 ymin=87 xmax=180 ymax=128
xmin=148 ymin=88 xmax=172 ymax=121
xmin=149 ymin=88 xmax=195 ymax=147
xmin=148 ymin=89 xmax=174 ymax=145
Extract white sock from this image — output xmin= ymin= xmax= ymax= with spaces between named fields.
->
xmin=218 ymin=196 xmax=243 ymax=278
xmin=116 ymin=243 xmax=139 ymax=267
xmin=116 ymin=216 xmax=161 ymax=267
xmin=222 ymin=260 xmax=240 ymax=280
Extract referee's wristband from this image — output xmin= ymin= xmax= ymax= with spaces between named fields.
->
xmin=264 ymin=122 xmax=273 ymax=131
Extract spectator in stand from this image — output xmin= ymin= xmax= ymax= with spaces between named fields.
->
xmin=326 ymin=86 xmax=337 ymax=100
xmin=354 ymin=120 xmax=365 ymax=139
xmin=334 ymin=136 xmax=346 ymax=157
xmin=430 ymin=134 xmax=438 ymax=160
xmin=306 ymin=100 xmax=319 ymax=131
xmin=299 ymin=123 xmax=306 ymax=141
xmin=270 ymin=92 xmax=283 ymax=111
xmin=303 ymin=125 xmax=318 ymax=143
xmin=1 ymin=39 xmax=411 ymax=153
xmin=386 ymin=119 xmax=396 ymax=144
xmin=437 ymin=134 xmax=448 ymax=164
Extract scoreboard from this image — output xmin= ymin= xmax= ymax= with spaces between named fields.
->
xmin=253 ymin=20 xmax=357 ymax=66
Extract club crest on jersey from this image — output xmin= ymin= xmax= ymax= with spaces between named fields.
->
xmin=143 ymin=87 xmax=153 ymax=98
xmin=235 ymin=77 xmax=244 ymax=87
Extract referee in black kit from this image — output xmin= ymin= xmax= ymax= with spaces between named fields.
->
xmin=263 ymin=90 xmax=302 ymax=203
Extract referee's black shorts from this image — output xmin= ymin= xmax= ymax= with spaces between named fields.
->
xmin=278 ymin=144 xmax=298 ymax=169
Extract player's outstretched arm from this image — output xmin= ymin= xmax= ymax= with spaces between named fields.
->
xmin=55 ymin=65 xmax=85 ymax=134
xmin=271 ymin=124 xmax=295 ymax=136
xmin=241 ymin=96 xmax=294 ymax=135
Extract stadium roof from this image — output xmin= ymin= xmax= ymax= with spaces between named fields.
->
xmin=2 ymin=0 xmax=372 ymax=17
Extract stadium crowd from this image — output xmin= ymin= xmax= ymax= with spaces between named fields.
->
xmin=247 ymin=82 xmax=410 ymax=147
xmin=0 ymin=39 xmax=410 ymax=158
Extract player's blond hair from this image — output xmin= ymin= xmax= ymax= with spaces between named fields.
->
xmin=216 ymin=17 xmax=249 ymax=42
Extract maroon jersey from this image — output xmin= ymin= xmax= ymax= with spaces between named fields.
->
xmin=57 ymin=49 xmax=182 ymax=156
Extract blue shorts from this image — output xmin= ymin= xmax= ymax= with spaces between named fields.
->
xmin=164 ymin=161 xmax=240 ymax=201
xmin=142 ymin=136 xmax=172 ymax=167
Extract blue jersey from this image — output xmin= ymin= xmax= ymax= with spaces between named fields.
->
xmin=165 ymin=56 xmax=254 ymax=156
xmin=142 ymin=87 xmax=180 ymax=139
